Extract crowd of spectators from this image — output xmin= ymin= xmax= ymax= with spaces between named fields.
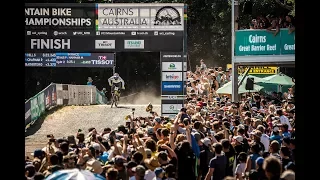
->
xmin=25 ymin=60 xmax=296 ymax=180
xmin=241 ymin=14 xmax=295 ymax=35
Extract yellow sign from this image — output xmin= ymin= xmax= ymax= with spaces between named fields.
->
xmin=226 ymin=64 xmax=278 ymax=75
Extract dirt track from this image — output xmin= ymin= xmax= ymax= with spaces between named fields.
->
xmin=25 ymin=103 xmax=161 ymax=156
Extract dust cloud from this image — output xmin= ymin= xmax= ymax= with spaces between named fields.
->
xmin=121 ymin=87 xmax=161 ymax=105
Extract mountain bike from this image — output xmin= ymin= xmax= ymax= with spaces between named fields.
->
xmin=111 ymin=86 xmax=120 ymax=108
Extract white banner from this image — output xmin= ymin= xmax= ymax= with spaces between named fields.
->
xmin=162 ymin=72 xmax=183 ymax=81
xmin=162 ymin=104 xmax=183 ymax=114
xmin=162 ymin=62 xmax=183 ymax=71
xmin=97 ymin=3 xmax=185 ymax=31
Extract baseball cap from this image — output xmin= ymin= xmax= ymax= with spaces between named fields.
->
xmin=155 ymin=117 xmax=161 ymax=123
xmin=147 ymin=127 xmax=154 ymax=135
xmin=201 ymin=137 xmax=211 ymax=147
xmin=250 ymin=130 xmax=262 ymax=138
xmin=91 ymin=143 xmax=100 ymax=151
xmin=256 ymin=157 xmax=264 ymax=166
xmin=125 ymin=161 xmax=138 ymax=169
xmin=192 ymin=132 xmax=201 ymax=142
xmin=154 ymin=167 xmax=165 ymax=177
xmin=132 ymin=165 xmax=146 ymax=177
xmin=233 ymin=135 xmax=244 ymax=143
xmin=237 ymin=124 xmax=245 ymax=130
xmin=32 ymin=149 xmax=44 ymax=157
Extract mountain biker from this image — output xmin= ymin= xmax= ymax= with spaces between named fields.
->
xmin=108 ymin=73 xmax=125 ymax=96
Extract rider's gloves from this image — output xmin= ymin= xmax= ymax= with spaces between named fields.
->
xmin=109 ymin=84 xmax=112 ymax=86
xmin=122 ymin=87 xmax=125 ymax=90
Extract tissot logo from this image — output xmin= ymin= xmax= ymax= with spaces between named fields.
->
xmin=95 ymin=40 xmax=115 ymax=49
xmin=154 ymin=6 xmax=182 ymax=26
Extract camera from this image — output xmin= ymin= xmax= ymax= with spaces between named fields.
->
xmin=132 ymin=108 xmax=135 ymax=112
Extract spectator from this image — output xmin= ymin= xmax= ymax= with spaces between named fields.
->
xmin=234 ymin=152 xmax=247 ymax=180
xmin=205 ymin=143 xmax=227 ymax=180
xmin=263 ymin=156 xmax=282 ymax=180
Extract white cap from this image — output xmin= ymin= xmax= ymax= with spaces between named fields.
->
xmin=233 ymin=135 xmax=243 ymax=143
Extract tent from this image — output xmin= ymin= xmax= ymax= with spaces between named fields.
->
xmin=260 ymin=73 xmax=294 ymax=86
xmin=216 ymin=81 xmax=264 ymax=94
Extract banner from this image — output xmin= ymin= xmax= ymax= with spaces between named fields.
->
xmin=25 ymin=100 xmax=31 ymax=127
xmin=96 ymin=3 xmax=185 ymax=31
xmin=25 ymin=53 xmax=115 ymax=67
xmin=25 ymin=3 xmax=95 ymax=30
xmin=43 ymin=84 xmax=57 ymax=109
xmin=226 ymin=64 xmax=278 ymax=75
xmin=235 ymin=29 xmax=295 ymax=56
xmin=30 ymin=92 xmax=45 ymax=122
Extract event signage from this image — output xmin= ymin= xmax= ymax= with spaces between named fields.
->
xmin=226 ymin=64 xmax=279 ymax=75
xmin=162 ymin=81 xmax=183 ymax=92
xmin=162 ymin=103 xmax=183 ymax=114
xmin=96 ymin=3 xmax=184 ymax=31
xmin=162 ymin=62 xmax=183 ymax=71
xmin=235 ymin=29 xmax=295 ymax=56
xmin=25 ymin=53 xmax=115 ymax=67
xmin=25 ymin=3 xmax=95 ymax=30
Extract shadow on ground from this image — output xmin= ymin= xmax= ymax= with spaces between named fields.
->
xmin=25 ymin=106 xmax=64 ymax=137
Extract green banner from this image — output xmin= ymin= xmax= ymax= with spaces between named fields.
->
xmin=30 ymin=92 xmax=45 ymax=122
xmin=235 ymin=28 xmax=295 ymax=56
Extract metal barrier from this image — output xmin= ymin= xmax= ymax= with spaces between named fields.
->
xmin=25 ymin=83 xmax=106 ymax=130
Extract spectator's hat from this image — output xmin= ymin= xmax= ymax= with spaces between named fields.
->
xmin=132 ymin=165 xmax=146 ymax=177
xmin=233 ymin=135 xmax=244 ymax=144
xmin=125 ymin=161 xmax=138 ymax=169
xmin=201 ymin=137 xmax=211 ymax=147
xmin=147 ymin=127 xmax=154 ymax=135
xmin=256 ymin=157 xmax=264 ymax=166
xmin=154 ymin=167 xmax=165 ymax=177
xmin=86 ymin=159 xmax=103 ymax=174
xmin=31 ymin=149 xmax=44 ymax=157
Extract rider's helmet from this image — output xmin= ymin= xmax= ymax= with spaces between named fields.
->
xmin=114 ymin=73 xmax=119 ymax=80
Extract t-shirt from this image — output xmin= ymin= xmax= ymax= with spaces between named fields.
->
xmin=175 ymin=148 xmax=196 ymax=180
xmin=260 ymin=134 xmax=270 ymax=152
xmin=280 ymin=115 xmax=292 ymax=130
xmin=282 ymin=131 xmax=291 ymax=138
xmin=270 ymin=134 xmax=282 ymax=144
xmin=209 ymin=155 xmax=227 ymax=180
xmin=249 ymin=153 xmax=260 ymax=170
xmin=281 ymin=158 xmax=291 ymax=170
xmin=235 ymin=163 xmax=246 ymax=176
xmin=224 ymin=150 xmax=236 ymax=177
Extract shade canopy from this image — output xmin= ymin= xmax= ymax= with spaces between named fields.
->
xmin=261 ymin=73 xmax=294 ymax=86
xmin=217 ymin=81 xmax=264 ymax=94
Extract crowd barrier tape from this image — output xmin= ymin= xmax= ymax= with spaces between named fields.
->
xmin=25 ymin=83 xmax=106 ymax=130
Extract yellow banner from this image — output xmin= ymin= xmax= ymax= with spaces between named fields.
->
xmin=226 ymin=64 xmax=278 ymax=75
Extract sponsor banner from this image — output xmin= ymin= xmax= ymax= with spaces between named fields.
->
xmin=25 ymin=53 xmax=115 ymax=67
xmin=95 ymin=40 xmax=115 ymax=49
xmin=160 ymin=52 xmax=185 ymax=62
xmin=235 ymin=29 xmax=295 ymax=56
xmin=161 ymin=95 xmax=185 ymax=100
xmin=96 ymin=31 xmax=183 ymax=36
xmin=162 ymin=103 xmax=183 ymax=114
xmin=124 ymin=40 xmax=144 ymax=49
xmin=162 ymin=114 xmax=177 ymax=119
xmin=30 ymin=92 xmax=45 ymax=122
xmin=97 ymin=3 xmax=184 ymax=31
xmin=226 ymin=64 xmax=278 ymax=75
xmin=162 ymin=81 xmax=183 ymax=92
xmin=25 ymin=100 xmax=32 ymax=126
xmin=162 ymin=62 xmax=182 ymax=71
xmin=162 ymin=72 xmax=182 ymax=81
xmin=43 ymin=84 xmax=57 ymax=109
xmin=25 ymin=3 xmax=95 ymax=30
xmin=25 ymin=36 xmax=183 ymax=52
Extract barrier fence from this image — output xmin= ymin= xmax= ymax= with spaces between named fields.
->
xmin=25 ymin=83 xmax=106 ymax=130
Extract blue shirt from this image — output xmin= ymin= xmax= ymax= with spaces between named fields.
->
xmin=282 ymin=131 xmax=291 ymax=138
xmin=97 ymin=152 xmax=109 ymax=164
xmin=270 ymin=135 xmax=282 ymax=144
xmin=87 ymin=82 xmax=92 ymax=85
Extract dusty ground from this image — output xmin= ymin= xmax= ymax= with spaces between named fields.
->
xmin=25 ymin=92 xmax=161 ymax=156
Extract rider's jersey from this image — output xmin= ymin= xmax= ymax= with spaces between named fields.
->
xmin=108 ymin=76 xmax=125 ymax=87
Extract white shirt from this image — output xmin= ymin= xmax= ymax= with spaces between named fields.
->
xmin=280 ymin=115 xmax=292 ymax=130
xmin=260 ymin=134 xmax=270 ymax=152
xmin=235 ymin=163 xmax=246 ymax=176
xmin=129 ymin=170 xmax=156 ymax=180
